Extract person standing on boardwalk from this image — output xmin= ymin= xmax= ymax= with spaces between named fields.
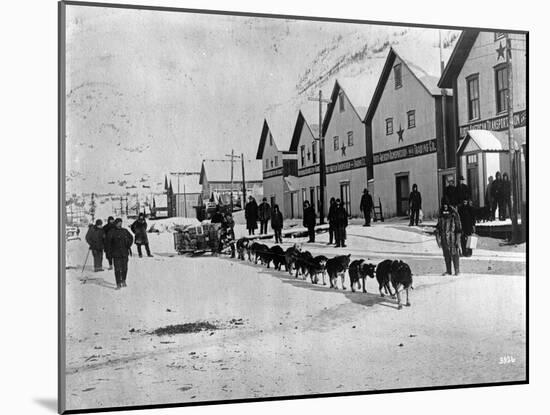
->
xmin=457 ymin=199 xmax=475 ymax=257
xmin=271 ymin=204 xmax=284 ymax=243
xmin=502 ymin=172 xmax=512 ymax=219
xmin=102 ymin=216 xmax=116 ymax=270
xmin=130 ymin=213 xmax=152 ymax=257
xmin=444 ymin=177 xmax=459 ymax=207
xmin=104 ymin=218 xmax=133 ymax=289
xmin=333 ymin=198 xmax=349 ymax=248
xmin=485 ymin=176 xmax=495 ymax=221
xmin=436 ymin=201 xmax=462 ymax=276
xmin=327 ymin=197 xmax=336 ymax=245
xmin=245 ymin=196 xmax=258 ymax=236
xmin=85 ymin=219 xmax=105 ymax=272
xmin=258 ymin=198 xmax=271 ymax=235
xmin=456 ymin=175 xmax=471 ymax=205
xmin=408 ymin=184 xmax=422 ymax=226
xmin=359 ymin=189 xmax=373 ymax=227
xmin=303 ymin=201 xmax=316 ymax=243
xmin=491 ymin=171 xmax=504 ymax=220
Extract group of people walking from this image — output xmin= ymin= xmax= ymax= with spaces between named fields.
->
xmin=85 ymin=213 xmax=153 ymax=290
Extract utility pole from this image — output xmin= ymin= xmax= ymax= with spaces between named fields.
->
xmin=90 ymin=192 xmax=96 ymax=222
xmin=308 ymin=90 xmax=331 ymax=224
xmin=120 ymin=195 xmax=123 ymax=217
xmin=506 ymin=34 xmax=520 ymax=242
xmin=224 ymin=151 xmax=242 ymax=212
xmin=241 ymin=153 xmax=246 ymax=206
xmin=230 ymin=149 xmax=235 ymax=211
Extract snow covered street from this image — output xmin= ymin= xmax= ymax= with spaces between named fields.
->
xmin=64 ymin=220 xmax=526 ymax=411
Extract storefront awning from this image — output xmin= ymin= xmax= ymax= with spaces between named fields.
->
xmin=457 ymin=129 xmax=521 ymax=154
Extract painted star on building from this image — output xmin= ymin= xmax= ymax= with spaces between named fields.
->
xmin=496 ymin=41 xmax=506 ymax=60
xmin=397 ymin=125 xmax=404 ymax=142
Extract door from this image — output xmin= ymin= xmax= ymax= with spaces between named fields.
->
xmin=396 ymin=175 xmax=410 ymax=216
xmin=466 ymin=154 xmax=479 ymax=207
xmin=340 ymin=182 xmax=351 ymax=215
xmin=290 ymin=191 xmax=297 ymax=219
xmin=310 ymin=187 xmax=316 ymax=210
xmin=270 ymin=195 xmax=276 ymax=209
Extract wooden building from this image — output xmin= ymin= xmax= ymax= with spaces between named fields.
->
xmin=199 ymin=159 xmax=263 ymax=209
xmin=165 ymin=172 xmax=202 ymax=218
xmin=256 ymin=119 xmax=298 ymax=219
xmin=365 ymin=47 xmax=455 ymax=218
xmin=438 ymin=30 xmax=527 ymax=212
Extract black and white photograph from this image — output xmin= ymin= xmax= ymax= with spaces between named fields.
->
xmin=58 ymin=1 xmax=527 ymax=413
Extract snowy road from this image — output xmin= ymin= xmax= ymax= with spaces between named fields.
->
xmin=63 ymin=222 xmax=526 ymax=411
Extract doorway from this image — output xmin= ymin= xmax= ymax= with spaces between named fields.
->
xmin=340 ymin=182 xmax=351 ymax=215
xmin=395 ymin=174 xmax=410 ymax=216
xmin=466 ymin=153 xmax=479 ymax=207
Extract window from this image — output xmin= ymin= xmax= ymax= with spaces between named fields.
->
xmin=385 ymin=118 xmax=393 ymax=135
xmin=300 ymin=145 xmax=305 ymax=166
xmin=269 ymin=133 xmax=273 ymax=146
xmin=265 ymin=159 xmax=269 ymax=168
xmin=467 ymin=154 xmax=478 ymax=164
xmin=407 ymin=110 xmax=416 ymax=129
xmin=467 ymin=75 xmax=480 ymax=120
xmin=274 ymin=155 xmax=278 ymax=166
xmin=270 ymin=160 xmax=274 ymax=168
xmin=312 ymin=141 xmax=317 ymax=163
xmin=394 ymin=64 xmax=402 ymax=89
xmin=301 ymin=188 xmax=307 ymax=205
xmin=333 ymin=136 xmax=339 ymax=151
xmin=339 ymin=91 xmax=345 ymax=112
xmin=347 ymin=131 xmax=354 ymax=147
xmin=495 ymin=65 xmax=509 ymax=114
xmin=494 ymin=32 xmax=505 ymax=41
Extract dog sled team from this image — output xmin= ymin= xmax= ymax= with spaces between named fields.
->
xmin=235 ymin=239 xmax=413 ymax=310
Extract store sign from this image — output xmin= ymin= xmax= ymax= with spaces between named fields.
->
xmin=298 ymin=164 xmax=320 ymax=177
xmin=373 ymin=139 xmax=437 ymax=165
xmin=326 ymin=156 xmax=367 ymax=174
xmin=459 ymin=109 xmax=527 ymax=137
xmin=263 ymin=167 xmax=283 ymax=179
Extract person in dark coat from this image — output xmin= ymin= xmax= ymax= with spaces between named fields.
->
xmin=327 ymin=197 xmax=336 ymax=245
xmin=485 ymin=176 xmax=495 ymax=221
xmin=210 ymin=206 xmax=224 ymax=224
xmin=104 ymin=218 xmax=133 ymax=289
xmin=258 ymin=198 xmax=272 ymax=235
xmin=408 ymin=184 xmax=422 ymax=226
xmin=85 ymin=219 xmax=105 ymax=272
xmin=456 ymin=175 xmax=471 ymax=205
xmin=436 ymin=201 xmax=462 ymax=276
xmin=491 ymin=171 xmax=504 ymax=221
xmin=457 ymin=199 xmax=475 ymax=257
xmin=102 ymin=216 xmax=116 ymax=270
xmin=359 ymin=189 xmax=374 ymax=227
xmin=444 ymin=177 xmax=459 ymax=206
xmin=271 ymin=204 xmax=284 ymax=243
xmin=130 ymin=213 xmax=152 ymax=257
xmin=502 ymin=172 xmax=512 ymax=220
xmin=245 ymin=196 xmax=258 ymax=235
xmin=303 ymin=201 xmax=316 ymax=243
xmin=333 ymin=198 xmax=349 ymax=248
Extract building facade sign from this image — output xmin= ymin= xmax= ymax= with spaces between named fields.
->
xmin=263 ymin=167 xmax=283 ymax=179
xmin=459 ymin=109 xmax=527 ymax=137
xmin=373 ymin=139 xmax=437 ymax=165
xmin=326 ymin=156 xmax=367 ymax=174
xmin=297 ymin=164 xmax=320 ymax=177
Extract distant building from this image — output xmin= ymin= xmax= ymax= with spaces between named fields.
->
xmin=256 ymin=120 xmax=298 ymax=218
xmin=366 ymin=47 xmax=455 ymax=218
xmin=166 ymin=172 xmax=202 ymax=218
xmin=439 ymin=30 xmax=526 ymax=213
xmin=199 ymin=159 xmax=263 ymax=209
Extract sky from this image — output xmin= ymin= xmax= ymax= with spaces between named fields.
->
xmin=64 ymin=4 xmax=459 ymax=195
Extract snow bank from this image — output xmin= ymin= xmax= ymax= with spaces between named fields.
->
xmin=148 ymin=217 xmax=200 ymax=233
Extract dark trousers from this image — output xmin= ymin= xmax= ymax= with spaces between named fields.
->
xmin=363 ymin=210 xmax=371 ymax=226
xmin=113 ymin=256 xmax=129 ymax=286
xmin=260 ymin=220 xmax=268 ymax=234
xmin=442 ymin=245 xmax=460 ymax=274
xmin=91 ymin=249 xmax=103 ymax=271
xmin=328 ymin=224 xmax=334 ymax=244
xmin=106 ymin=254 xmax=113 ymax=267
xmin=136 ymin=243 xmax=151 ymax=257
xmin=248 ymin=227 xmax=255 ymax=235
xmin=409 ymin=208 xmax=419 ymax=226
xmin=307 ymin=225 xmax=315 ymax=242
xmin=334 ymin=226 xmax=346 ymax=247
xmin=460 ymin=234 xmax=473 ymax=257
xmin=273 ymin=229 xmax=282 ymax=243
xmin=498 ymin=198 xmax=508 ymax=220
